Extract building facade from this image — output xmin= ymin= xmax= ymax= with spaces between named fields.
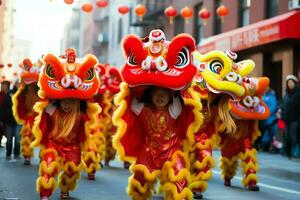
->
xmin=134 ymin=0 xmax=300 ymax=98
xmin=0 ymin=0 xmax=14 ymax=78
xmin=61 ymin=0 xmax=142 ymax=67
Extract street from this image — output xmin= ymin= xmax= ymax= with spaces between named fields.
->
xmin=0 ymin=148 xmax=299 ymax=200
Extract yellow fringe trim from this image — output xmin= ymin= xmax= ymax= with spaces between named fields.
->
xmin=219 ymin=155 xmax=239 ymax=179
xmin=58 ymin=172 xmax=80 ymax=193
xmin=81 ymin=151 xmax=101 ymax=173
xmin=128 ymin=176 xmax=152 ymax=194
xmin=240 ymin=149 xmax=259 ymax=186
xmin=127 ymin=186 xmax=152 ymax=200
xmin=36 ymin=177 xmax=56 ymax=193
xmin=112 ymin=82 xmax=135 ymax=163
xmin=189 ymin=181 xmax=208 ymax=193
xmin=242 ymin=173 xmax=259 ymax=187
xmin=130 ymin=164 xmax=160 ymax=181
xmin=160 ymin=183 xmax=193 ymax=200
xmin=251 ymin=120 xmax=261 ymax=143
xmin=31 ymin=100 xmax=49 ymax=148
xmin=12 ymin=84 xmax=26 ymax=124
xmin=183 ymin=85 xmax=203 ymax=146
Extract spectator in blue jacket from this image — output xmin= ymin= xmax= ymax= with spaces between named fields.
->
xmin=261 ymin=86 xmax=278 ymax=151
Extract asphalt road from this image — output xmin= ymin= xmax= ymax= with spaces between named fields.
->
xmin=0 ymin=147 xmax=300 ymax=200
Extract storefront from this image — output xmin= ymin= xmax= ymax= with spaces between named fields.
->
xmin=198 ymin=10 xmax=300 ymax=99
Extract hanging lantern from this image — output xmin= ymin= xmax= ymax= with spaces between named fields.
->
xmin=216 ymin=5 xmax=229 ymax=23
xmin=96 ymin=0 xmax=108 ymax=8
xmin=164 ymin=6 xmax=177 ymax=24
xmin=0 ymin=64 xmax=4 ymax=68
xmin=118 ymin=5 xmax=130 ymax=15
xmin=180 ymin=6 xmax=193 ymax=24
xmin=7 ymin=63 xmax=12 ymax=68
xmin=82 ymin=3 xmax=93 ymax=13
xmin=134 ymin=4 xmax=147 ymax=22
xmin=1 ymin=75 xmax=5 ymax=80
xmin=64 ymin=0 xmax=74 ymax=5
xmin=198 ymin=8 xmax=211 ymax=25
xmin=13 ymin=72 xmax=18 ymax=77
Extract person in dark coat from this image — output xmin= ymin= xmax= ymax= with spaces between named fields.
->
xmin=280 ymin=75 xmax=300 ymax=158
xmin=0 ymin=81 xmax=10 ymax=147
xmin=0 ymin=81 xmax=21 ymax=160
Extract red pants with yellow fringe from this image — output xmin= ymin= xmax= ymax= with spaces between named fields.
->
xmin=82 ymin=129 xmax=106 ymax=175
xmin=219 ymin=135 xmax=259 ymax=187
xmin=20 ymin=123 xmax=35 ymax=160
xmin=189 ymin=120 xmax=216 ymax=194
xmin=37 ymin=141 xmax=82 ymax=198
xmin=128 ymin=150 xmax=193 ymax=200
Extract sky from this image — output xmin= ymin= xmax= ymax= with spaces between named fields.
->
xmin=13 ymin=0 xmax=74 ymax=60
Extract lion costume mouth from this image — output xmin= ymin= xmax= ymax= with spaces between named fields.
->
xmin=229 ymin=77 xmax=270 ymax=120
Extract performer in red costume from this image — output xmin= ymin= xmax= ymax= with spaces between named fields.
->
xmin=12 ymin=58 xmax=41 ymax=165
xmin=113 ymin=30 xmax=203 ymax=200
xmin=32 ymin=48 xmax=101 ymax=200
xmin=217 ymin=76 xmax=270 ymax=191
xmin=103 ymin=66 xmax=122 ymax=166
xmin=191 ymin=50 xmax=255 ymax=199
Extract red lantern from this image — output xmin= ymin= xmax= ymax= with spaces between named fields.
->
xmin=118 ymin=6 xmax=130 ymax=15
xmin=7 ymin=63 xmax=12 ymax=68
xmin=216 ymin=5 xmax=229 ymax=23
xmin=64 ymin=0 xmax=74 ymax=5
xmin=180 ymin=6 xmax=193 ymax=24
xmin=82 ymin=3 xmax=93 ymax=13
xmin=164 ymin=6 xmax=177 ymax=24
xmin=96 ymin=0 xmax=108 ymax=8
xmin=0 ymin=64 xmax=4 ymax=68
xmin=134 ymin=4 xmax=147 ymax=21
xmin=13 ymin=72 xmax=18 ymax=77
xmin=1 ymin=75 xmax=5 ymax=80
xmin=198 ymin=8 xmax=211 ymax=25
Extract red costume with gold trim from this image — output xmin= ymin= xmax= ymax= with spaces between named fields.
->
xmin=12 ymin=58 xmax=41 ymax=165
xmin=31 ymin=49 xmax=101 ymax=200
xmin=113 ymin=30 xmax=203 ymax=200
xmin=190 ymin=50 xmax=254 ymax=198
xmin=216 ymin=76 xmax=270 ymax=191
xmin=102 ymin=65 xmax=122 ymax=166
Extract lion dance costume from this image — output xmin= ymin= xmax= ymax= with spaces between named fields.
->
xmin=100 ymin=65 xmax=122 ymax=167
xmin=113 ymin=29 xmax=203 ymax=200
xmin=12 ymin=58 xmax=41 ymax=165
xmin=31 ymin=49 xmax=101 ymax=200
xmin=190 ymin=50 xmax=255 ymax=198
xmin=216 ymin=75 xmax=270 ymax=191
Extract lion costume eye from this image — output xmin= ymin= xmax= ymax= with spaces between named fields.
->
xmin=175 ymin=47 xmax=190 ymax=68
xmin=45 ymin=64 xmax=55 ymax=79
xmin=127 ymin=52 xmax=138 ymax=66
xmin=209 ymin=59 xmax=223 ymax=74
xmin=86 ymin=68 xmax=95 ymax=81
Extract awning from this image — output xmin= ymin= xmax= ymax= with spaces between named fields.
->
xmin=198 ymin=10 xmax=300 ymax=53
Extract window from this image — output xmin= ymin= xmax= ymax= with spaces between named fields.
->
xmin=239 ymin=0 xmax=250 ymax=27
xmin=118 ymin=19 xmax=123 ymax=43
xmin=214 ymin=0 xmax=222 ymax=34
xmin=265 ymin=0 xmax=278 ymax=18
xmin=174 ymin=16 xmax=184 ymax=35
xmin=194 ymin=3 xmax=204 ymax=44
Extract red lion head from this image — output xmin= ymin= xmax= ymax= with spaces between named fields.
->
xmin=20 ymin=58 xmax=41 ymax=84
xmin=121 ymin=29 xmax=196 ymax=90
xmin=39 ymin=48 xmax=100 ymax=100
